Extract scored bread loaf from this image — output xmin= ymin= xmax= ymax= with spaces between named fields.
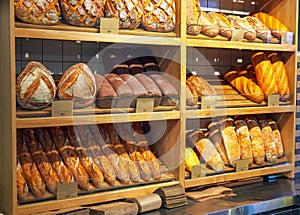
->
xmin=227 ymin=15 xmax=256 ymax=41
xmin=259 ymin=119 xmax=277 ymax=163
xmin=17 ymin=61 xmax=56 ymax=110
xmin=224 ymin=67 xmax=264 ymax=103
xmin=267 ymin=118 xmax=284 ymax=158
xmin=209 ymin=12 xmax=232 ymax=39
xmin=186 ymin=83 xmax=198 ymax=106
xmin=186 ymin=0 xmax=202 ymax=35
xmin=186 ymin=75 xmax=217 ymax=97
xmin=219 ymin=117 xmax=240 ymax=167
xmin=141 ymin=0 xmax=176 ymax=32
xmin=252 ymin=12 xmax=288 ymax=39
xmin=199 ymin=11 xmax=219 ymax=37
xmin=17 ymin=158 xmax=29 ymax=201
xmin=94 ymin=74 xmax=117 ymax=109
xmin=193 ymin=130 xmax=225 ymax=172
xmin=268 ymin=53 xmax=291 ymax=102
xmin=234 ymin=119 xmax=253 ymax=165
xmin=60 ymin=0 xmax=105 ymax=27
xmin=57 ymin=63 xmax=96 ymax=108
xmin=251 ymin=52 xmax=278 ymax=99
xmin=245 ymin=116 xmax=265 ymax=165
xmin=14 ymin=0 xmax=61 ymax=25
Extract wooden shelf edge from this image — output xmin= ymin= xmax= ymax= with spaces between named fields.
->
xmin=184 ymin=163 xmax=293 ymax=188
xmin=186 ymin=105 xmax=295 ymax=118
xmin=16 ymin=111 xmax=181 ymax=128
xmin=17 ymin=181 xmax=179 ymax=215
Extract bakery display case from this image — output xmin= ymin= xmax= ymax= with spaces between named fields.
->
xmin=0 ymin=0 xmax=298 ymax=214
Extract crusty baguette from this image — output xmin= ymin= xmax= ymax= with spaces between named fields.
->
xmin=17 ymin=158 xmax=29 ymax=201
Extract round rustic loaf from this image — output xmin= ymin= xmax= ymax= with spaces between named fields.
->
xmin=14 ymin=0 xmax=61 ymax=25
xmin=57 ymin=63 xmax=96 ymax=108
xmin=16 ymin=61 xmax=56 ymax=110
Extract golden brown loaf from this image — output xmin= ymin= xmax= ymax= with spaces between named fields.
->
xmin=252 ymin=12 xmax=288 ymax=39
xmin=267 ymin=118 xmax=284 ymax=158
xmin=209 ymin=12 xmax=232 ymax=39
xmin=227 ymin=15 xmax=256 ymax=41
xmin=186 ymin=75 xmax=217 ymax=97
xmin=105 ymin=0 xmax=142 ymax=29
xmin=17 ymin=159 xmax=29 ymax=201
xmin=268 ymin=53 xmax=291 ymax=101
xmin=245 ymin=116 xmax=265 ymax=165
xmin=141 ymin=0 xmax=176 ymax=32
xmin=60 ymin=0 xmax=106 ymax=27
xmin=186 ymin=0 xmax=202 ymax=35
xmin=259 ymin=119 xmax=277 ymax=164
xmin=14 ymin=0 xmax=61 ymax=25
xmin=193 ymin=130 xmax=225 ymax=172
xmin=251 ymin=52 xmax=279 ymax=99
xmin=224 ymin=68 xmax=264 ymax=103
xmin=199 ymin=11 xmax=219 ymax=37
xmin=234 ymin=119 xmax=253 ymax=165
xmin=57 ymin=63 xmax=97 ymax=108
xmin=186 ymin=83 xmax=198 ymax=106
xmin=219 ymin=117 xmax=240 ymax=167
xmin=17 ymin=61 xmax=56 ymax=110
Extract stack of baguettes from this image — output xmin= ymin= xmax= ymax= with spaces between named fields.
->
xmin=186 ymin=115 xmax=284 ymax=173
xmin=17 ymin=122 xmax=162 ymax=201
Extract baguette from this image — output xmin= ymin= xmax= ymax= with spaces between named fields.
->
xmin=259 ymin=119 xmax=277 ymax=163
xmin=267 ymin=118 xmax=284 ymax=158
xmin=17 ymin=158 xmax=29 ymax=201
xmin=24 ymin=129 xmax=60 ymax=194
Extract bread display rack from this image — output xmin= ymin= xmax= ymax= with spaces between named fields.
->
xmin=0 ymin=0 xmax=298 ymax=214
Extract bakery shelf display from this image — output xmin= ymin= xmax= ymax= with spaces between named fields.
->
xmin=0 ymin=0 xmax=298 ymax=214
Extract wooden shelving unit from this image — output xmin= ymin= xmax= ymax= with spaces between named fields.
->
xmin=0 ymin=0 xmax=298 ymax=214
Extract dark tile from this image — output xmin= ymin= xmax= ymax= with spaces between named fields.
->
xmin=21 ymin=38 xmax=42 ymax=61
xmin=43 ymin=40 xmax=63 ymax=62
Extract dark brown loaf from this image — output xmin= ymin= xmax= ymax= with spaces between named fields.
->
xmin=16 ymin=61 xmax=56 ymax=110
xmin=57 ymin=63 xmax=96 ymax=108
xmin=94 ymin=74 xmax=117 ymax=108
xmin=120 ymin=74 xmax=149 ymax=97
xmin=14 ymin=0 xmax=61 ymax=25
xmin=60 ymin=0 xmax=105 ymax=27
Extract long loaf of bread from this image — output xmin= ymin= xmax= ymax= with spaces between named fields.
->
xmin=186 ymin=0 xmax=202 ymax=35
xmin=259 ymin=119 xmax=277 ymax=163
xmin=209 ymin=12 xmax=232 ymax=39
xmin=199 ymin=11 xmax=219 ymax=37
xmin=251 ymin=52 xmax=279 ymax=99
xmin=17 ymin=158 xmax=29 ymax=201
xmin=267 ymin=118 xmax=284 ymax=158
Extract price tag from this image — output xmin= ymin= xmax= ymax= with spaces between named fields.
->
xmin=236 ymin=159 xmax=249 ymax=172
xmin=136 ymin=98 xmax=154 ymax=113
xmin=100 ymin=18 xmax=119 ymax=34
xmin=267 ymin=94 xmax=279 ymax=107
xmin=191 ymin=164 xmax=206 ymax=178
xmin=57 ymin=182 xmax=78 ymax=200
xmin=231 ymin=29 xmax=244 ymax=42
xmin=52 ymin=100 xmax=73 ymax=117
xmin=281 ymin=32 xmax=294 ymax=44
xmin=201 ymin=96 xmax=216 ymax=109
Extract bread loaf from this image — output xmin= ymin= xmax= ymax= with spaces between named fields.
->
xmin=193 ymin=130 xmax=225 ymax=172
xmin=267 ymin=118 xmax=284 ymax=158
xmin=259 ymin=119 xmax=277 ymax=163
xmin=105 ymin=0 xmax=142 ymax=29
xmin=14 ymin=0 xmax=60 ymax=25
xmin=268 ymin=53 xmax=291 ymax=101
xmin=57 ymin=63 xmax=96 ymax=108
xmin=219 ymin=117 xmax=240 ymax=167
xmin=252 ymin=12 xmax=288 ymax=39
xmin=49 ymin=127 xmax=90 ymax=190
xmin=224 ymin=67 xmax=264 ymax=103
xmin=17 ymin=159 xmax=29 ymax=201
xmin=208 ymin=122 xmax=230 ymax=166
xmin=186 ymin=75 xmax=217 ymax=97
xmin=24 ymin=129 xmax=60 ymax=194
xmin=60 ymin=0 xmax=105 ymax=27
xmin=94 ymin=74 xmax=116 ymax=108
xmin=186 ymin=83 xmax=198 ymax=106
xmin=234 ymin=119 xmax=253 ymax=165
xmin=17 ymin=129 xmax=46 ymax=199
xmin=209 ymin=12 xmax=232 ymax=39
xmin=186 ymin=0 xmax=202 ymax=35
xmin=141 ymin=56 xmax=160 ymax=73
xmin=141 ymin=0 xmax=176 ymax=32
xmin=227 ymin=15 xmax=256 ymax=41
xmin=120 ymin=74 xmax=149 ymax=98
xmin=35 ymin=128 xmax=74 ymax=184
xmin=199 ymin=11 xmax=219 ymax=37
xmin=17 ymin=61 xmax=56 ymax=110
xmin=245 ymin=117 xmax=265 ymax=165
xmin=251 ymin=52 xmax=279 ymax=99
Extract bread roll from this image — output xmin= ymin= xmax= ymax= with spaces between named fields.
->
xmin=193 ymin=130 xmax=225 ymax=172
xmin=17 ymin=61 xmax=56 ymax=110
xmin=267 ymin=118 xmax=284 ymax=158
xmin=141 ymin=0 xmax=176 ymax=32
xmin=252 ymin=12 xmax=288 ymax=39
xmin=94 ymin=74 xmax=117 ymax=108
xmin=251 ymin=52 xmax=278 ymax=99
xmin=60 ymin=0 xmax=105 ymax=27
xmin=245 ymin=117 xmax=265 ymax=165
xmin=219 ymin=117 xmax=240 ymax=167
xmin=199 ymin=11 xmax=219 ymax=37
xmin=14 ymin=0 xmax=60 ymax=25
xmin=209 ymin=12 xmax=232 ymax=39
xmin=17 ymin=159 xmax=29 ymax=201
xmin=268 ymin=53 xmax=291 ymax=101
xmin=186 ymin=0 xmax=202 ymax=35
xmin=259 ymin=119 xmax=277 ymax=163
xmin=227 ymin=15 xmax=256 ymax=41
xmin=224 ymin=67 xmax=264 ymax=103
xmin=57 ymin=63 xmax=96 ymax=108
xmin=234 ymin=119 xmax=253 ymax=165
xmin=208 ymin=122 xmax=230 ymax=166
